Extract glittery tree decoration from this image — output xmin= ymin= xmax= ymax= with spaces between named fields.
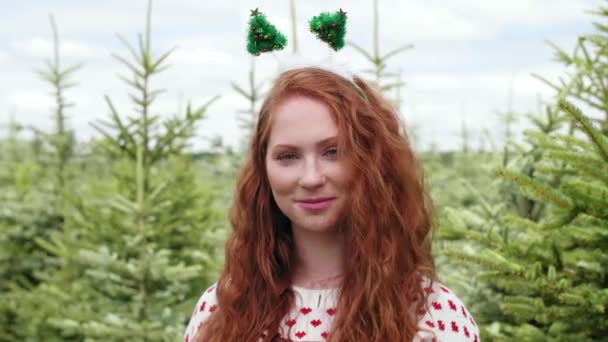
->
xmin=246 ymin=8 xmax=287 ymax=56
xmin=308 ymin=8 xmax=347 ymax=51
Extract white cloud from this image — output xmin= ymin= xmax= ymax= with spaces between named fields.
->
xmin=11 ymin=36 xmax=107 ymax=60
xmin=0 ymin=90 xmax=54 ymax=123
xmin=441 ymin=0 xmax=598 ymax=26
xmin=374 ymin=0 xmax=597 ymax=43
xmin=381 ymin=3 xmax=485 ymax=41
xmin=171 ymin=46 xmax=237 ymax=69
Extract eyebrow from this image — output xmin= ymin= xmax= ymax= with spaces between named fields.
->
xmin=271 ymin=136 xmax=337 ymax=150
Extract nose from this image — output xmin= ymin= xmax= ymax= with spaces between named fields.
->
xmin=298 ymin=157 xmax=325 ymax=188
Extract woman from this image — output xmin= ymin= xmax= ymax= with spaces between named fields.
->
xmin=185 ymin=66 xmax=479 ymax=341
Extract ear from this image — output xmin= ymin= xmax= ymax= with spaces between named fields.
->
xmin=247 ymin=8 xmax=288 ymax=56
xmin=308 ymin=9 xmax=348 ymax=51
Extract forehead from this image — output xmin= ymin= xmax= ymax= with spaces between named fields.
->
xmin=267 ymin=95 xmax=337 ymax=147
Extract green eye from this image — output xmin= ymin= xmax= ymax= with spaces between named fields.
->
xmin=278 ymin=153 xmax=297 ymax=161
xmin=324 ymin=147 xmax=338 ymax=158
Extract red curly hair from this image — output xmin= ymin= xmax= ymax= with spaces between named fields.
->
xmin=195 ymin=67 xmax=437 ymax=341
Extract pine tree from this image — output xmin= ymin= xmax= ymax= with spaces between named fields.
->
xmin=438 ymin=6 xmax=608 ymax=340
xmin=231 ymin=58 xmax=267 ymax=150
xmin=0 ymin=14 xmax=81 ymax=340
xmin=348 ymin=0 xmax=412 ymax=96
xmin=21 ymin=2 xmax=226 ymax=340
xmin=347 ymin=0 xmax=415 ymax=139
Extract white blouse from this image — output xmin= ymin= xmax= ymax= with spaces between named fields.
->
xmin=185 ymin=280 xmax=480 ymax=342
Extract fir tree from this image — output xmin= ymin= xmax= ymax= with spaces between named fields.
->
xmin=231 ymin=58 xmax=267 ymax=150
xmin=438 ymin=6 xmax=608 ymax=340
xmin=0 ymin=14 xmax=81 ymax=340
xmin=24 ymin=2 xmax=226 ymax=340
xmin=348 ymin=0 xmax=412 ymax=95
xmin=347 ymin=0 xmax=414 ymax=138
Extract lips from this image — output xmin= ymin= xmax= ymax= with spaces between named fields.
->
xmin=295 ymin=197 xmax=335 ymax=211
xmin=297 ymin=197 xmax=335 ymax=203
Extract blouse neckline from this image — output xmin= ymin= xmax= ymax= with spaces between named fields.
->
xmin=290 ymin=285 xmax=340 ymax=293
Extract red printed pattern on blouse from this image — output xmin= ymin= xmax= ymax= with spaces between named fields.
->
xmin=185 ymin=282 xmax=480 ymax=342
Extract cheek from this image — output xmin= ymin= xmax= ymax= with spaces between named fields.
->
xmin=327 ymin=162 xmax=350 ymax=189
xmin=266 ymin=165 xmax=297 ymax=196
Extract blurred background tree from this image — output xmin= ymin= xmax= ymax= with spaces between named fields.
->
xmin=438 ymin=6 xmax=608 ymax=340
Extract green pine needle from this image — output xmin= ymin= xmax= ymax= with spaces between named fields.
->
xmin=558 ymin=99 xmax=608 ymax=162
xmin=246 ymin=10 xmax=287 ymax=56
xmin=494 ymin=167 xmax=574 ymax=209
xmin=308 ymin=9 xmax=348 ymax=51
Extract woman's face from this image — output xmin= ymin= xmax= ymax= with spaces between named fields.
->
xmin=265 ymin=95 xmax=349 ymax=233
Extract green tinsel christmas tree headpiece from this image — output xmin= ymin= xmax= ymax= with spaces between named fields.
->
xmin=308 ymin=8 xmax=347 ymax=51
xmin=246 ymin=8 xmax=348 ymax=55
xmin=245 ymin=8 xmax=366 ymax=101
xmin=247 ymin=8 xmax=288 ymax=56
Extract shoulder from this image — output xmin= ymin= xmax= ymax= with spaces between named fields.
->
xmin=414 ymin=279 xmax=480 ymax=342
xmin=184 ymin=282 xmax=219 ymax=342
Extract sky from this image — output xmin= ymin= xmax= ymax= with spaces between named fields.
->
xmin=0 ymin=0 xmax=601 ymax=152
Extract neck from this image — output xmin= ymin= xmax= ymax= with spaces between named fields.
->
xmin=290 ymin=225 xmax=344 ymax=289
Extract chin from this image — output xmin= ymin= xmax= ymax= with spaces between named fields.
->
xmin=293 ymin=216 xmax=339 ymax=233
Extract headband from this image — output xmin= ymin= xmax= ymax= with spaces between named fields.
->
xmin=246 ymin=8 xmax=368 ymax=101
